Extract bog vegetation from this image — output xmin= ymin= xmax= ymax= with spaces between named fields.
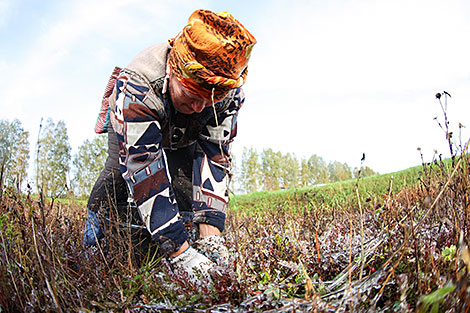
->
xmin=1 ymin=92 xmax=470 ymax=312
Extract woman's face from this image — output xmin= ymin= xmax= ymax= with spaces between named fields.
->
xmin=168 ymin=73 xmax=212 ymax=114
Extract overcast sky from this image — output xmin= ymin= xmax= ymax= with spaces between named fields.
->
xmin=1 ymin=0 xmax=469 ymax=180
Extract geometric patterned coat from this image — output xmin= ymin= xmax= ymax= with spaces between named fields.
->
xmin=97 ymin=42 xmax=243 ymax=253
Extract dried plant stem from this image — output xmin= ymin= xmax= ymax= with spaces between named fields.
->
xmin=315 ymin=229 xmax=321 ymax=263
xmin=31 ymin=219 xmax=63 ymax=313
xmin=375 ymin=245 xmax=407 ymax=305
xmin=0 ymin=231 xmax=23 ymax=309
xmin=0 ymin=158 xmax=5 ymax=203
xmin=348 ymin=218 xmax=353 ymax=309
xmin=93 ymin=220 xmax=125 ymax=302
xmin=416 ymin=140 xmax=470 ymax=229
xmin=355 ymin=186 xmax=365 ymax=280
xmin=387 ymin=175 xmax=394 ymax=212
xmin=376 ymin=140 xmax=470 ymax=303
xmin=438 ymin=93 xmax=454 ymax=159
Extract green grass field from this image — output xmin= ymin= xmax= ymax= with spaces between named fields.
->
xmin=229 ymin=164 xmax=423 ymax=215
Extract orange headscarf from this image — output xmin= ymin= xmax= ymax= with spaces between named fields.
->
xmin=168 ymin=10 xmax=257 ymax=101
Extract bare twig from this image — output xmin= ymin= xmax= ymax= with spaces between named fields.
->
xmin=0 ymin=231 xmax=23 ymax=309
xmin=356 ymin=187 xmax=365 ymax=281
xmin=31 ymin=218 xmax=63 ymax=313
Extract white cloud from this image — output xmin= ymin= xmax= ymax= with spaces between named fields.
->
xmin=0 ymin=0 xmax=211 ymax=184
xmin=234 ymin=0 xmax=470 ymax=173
xmin=251 ymin=0 xmax=470 ymax=94
xmin=2 ymin=0 xmax=470 ymax=178
xmin=0 ymin=0 xmax=209 ymax=139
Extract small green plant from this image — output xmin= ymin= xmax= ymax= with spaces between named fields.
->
xmin=441 ymin=245 xmax=456 ymax=262
xmin=418 ymin=283 xmax=455 ymax=313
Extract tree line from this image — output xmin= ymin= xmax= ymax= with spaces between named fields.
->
xmin=0 ymin=118 xmax=378 ymax=199
xmin=0 ymin=118 xmax=106 ymax=199
xmin=233 ymin=147 xmax=378 ymax=194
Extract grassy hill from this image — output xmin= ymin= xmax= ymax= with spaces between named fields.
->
xmin=229 ymin=163 xmax=424 ymax=215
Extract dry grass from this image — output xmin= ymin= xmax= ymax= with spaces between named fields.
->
xmin=1 ymin=93 xmax=470 ymax=312
xmin=1 ymin=148 xmax=470 ymax=312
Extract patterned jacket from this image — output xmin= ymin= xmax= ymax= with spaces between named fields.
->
xmin=96 ymin=43 xmax=243 ymax=252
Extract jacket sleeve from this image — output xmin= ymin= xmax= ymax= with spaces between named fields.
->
xmin=111 ymin=70 xmax=187 ymax=253
xmin=192 ymin=88 xmax=244 ymax=232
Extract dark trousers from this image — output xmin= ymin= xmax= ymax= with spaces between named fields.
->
xmin=83 ymin=126 xmax=195 ymax=252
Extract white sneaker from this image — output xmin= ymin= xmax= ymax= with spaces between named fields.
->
xmin=196 ymin=235 xmax=230 ymax=265
xmin=170 ymin=246 xmax=214 ymax=284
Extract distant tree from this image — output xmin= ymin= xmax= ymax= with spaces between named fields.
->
xmin=260 ymin=148 xmax=283 ymax=190
xmin=35 ymin=119 xmax=71 ymax=198
xmin=353 ymin=166 xmax=379 ymax=179
xmin=299 ymin=158 xmax=310 ymax=187
xmin=298 ymin=155 xmax=329 ymax=187
xmin=280 ymin=152 xmax=299 ymax=188
xmin=0 ymin=119 xmax=30 ymax=191
xmin=328 ymin=161 xmax=353 ymax=182
xmin=307 ymin=155 xmax=329 ymax=185
xmin=237 ymin=147 xmax=365 ymax=190
xmin=240 ymin=147 xmax=261 ymax=193
xmin=229 ymin=153 xmax=242 ymax=194
xmin=72 ymin=134 xmax=107 ymax=197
